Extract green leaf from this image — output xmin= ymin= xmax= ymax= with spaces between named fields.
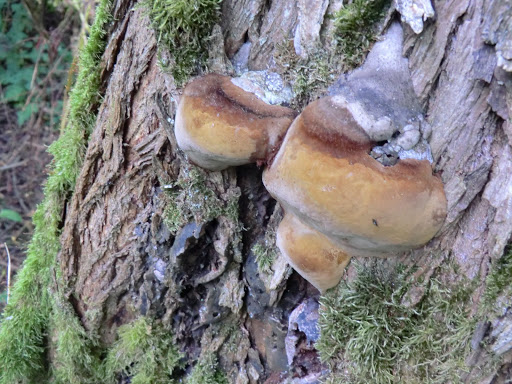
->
xmin=0 ymin=209 xmax=23 ymax=222
xmin=2 ymin=84 xmax=27 ymax=103
xmin=17 ymin=102 xmax=39 ymax=125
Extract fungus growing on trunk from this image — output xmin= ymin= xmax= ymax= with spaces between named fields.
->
xmin=175 ymin=73 xmax=297 ymax=171
xmin=277 ymin=212 xmax=351 ymax=292
xmin=173 ymin=24 xmax=447 ymax=292
xmin=260 ymin=22 xmax=447 ymax=291
xmin=263 ymin=95 xmax=447 ymax=291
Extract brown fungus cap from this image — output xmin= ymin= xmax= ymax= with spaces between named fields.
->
xmin=175 ymin=74 xmax=297 ymax=171
xmin=277 ymin=212 xmax=351 ymax=292
xmin=263 ymin=96 xmax=447 ymax=258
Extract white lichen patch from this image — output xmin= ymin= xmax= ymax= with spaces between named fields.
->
xmin=231 ymin=71 xmax=294 ymax=106
xmin=395 ymin=0 xmax=435 ymax=34
xmin=329 ymin=22 xmax=435 ymax=165
xmin=231 ymin=42 xmax=252 ymax=74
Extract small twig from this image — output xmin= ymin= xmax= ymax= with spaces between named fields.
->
xmin=0 ymin=160 xmax=28 ymax=172
xmin=11 ymin=173 xmax=29 ymax=213
xmin=29 ymin=42 xmax=44 ymax=92
xmin=4 ymin=243 xmax=11 ymax=305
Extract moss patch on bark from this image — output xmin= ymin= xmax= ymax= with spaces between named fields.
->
xmin=0 ymin=1 xmax=113 ymax=382
xmin=316 ymin=261 xmax=485 ymax=384
xmin=143 ymin=0 xmax=222 ymax=86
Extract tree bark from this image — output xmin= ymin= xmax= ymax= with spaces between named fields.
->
xmin=57 ymin=0 xmax=512 ymax=382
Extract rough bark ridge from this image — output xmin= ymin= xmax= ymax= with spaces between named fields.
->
xmin=57 ymin=0 xmax=512 ymax=382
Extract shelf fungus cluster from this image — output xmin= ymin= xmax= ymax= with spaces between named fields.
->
xmin=174 ymin=24 xmax=447 ymax=292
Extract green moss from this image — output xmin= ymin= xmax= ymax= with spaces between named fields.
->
xmin=0 ymin=1 xmax=112 ymax=382
xmin=51 ymin=313 xmax=182 ymax=384
xmin=483 ymin=245 xmax=512 ymax=310
xmin=274 ymin=43 xmax=336 ymax=109
xmin=163 ymin=164 xmax=240 ymax=234
xmin=186 ymin=353 xmax=228 ymax=384
xmin=104 ymin=317 xmax=183 ymax=384
xmin=317 ymin=261 xmax=479 ymax=384
xmin=251 ymin=209 xmax=282 ymax=276
xmin=332 ymin=0 xmax=390 ymax=67
xmin=252 ymin=243 xmax=277 ymax=274
xmin=274 ymin=0 xmax=389 ymax=109
xmin=50 ymin=297 xmax=103 ymax=384
xmin=143 ymin=0 xmax=222 ymax=86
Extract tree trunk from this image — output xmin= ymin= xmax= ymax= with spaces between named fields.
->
xmin=55 ymin=0 xmax=512 ymax=382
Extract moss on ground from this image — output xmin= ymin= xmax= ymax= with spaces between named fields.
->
xmin=316 ymin=261 xmax=480 ymax=384
xmin=0 ymin=1 xmax=112 ymax=382
xmin=143 ymin=0 xmax=222 ymax=86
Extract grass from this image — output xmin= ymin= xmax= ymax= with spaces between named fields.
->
xmin=317 ymin=261 xmax=480 ymax=384
xmin=0 ymin=0 xmax=112 ymax=382
xmin=143 ymin=0 xmax=222 ymax=86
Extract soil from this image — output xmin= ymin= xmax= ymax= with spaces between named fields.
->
xmin=0 ymin=101 xmax=59 ymax=311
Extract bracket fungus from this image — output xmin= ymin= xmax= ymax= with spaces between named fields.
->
xmin=263 ymin=96 xmax=447 ymax=291
xmin=277 ymin=212 xmax=352 ymax=292
xmin=175 ymin=73 xmax=297 ymax=171
xmin=262 ymin=23 xmax=447 ymax=292
xmin=173 ymin=24 xmax=447 ymax=292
